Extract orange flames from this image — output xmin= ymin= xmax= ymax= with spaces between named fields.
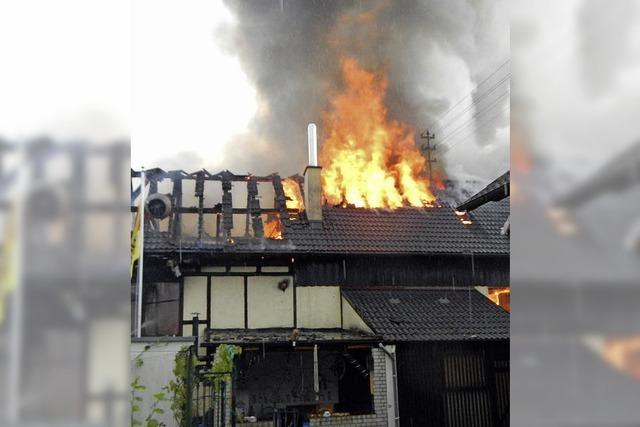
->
xmin=320 ymin=57 xmax=436 ymax=209
xmin=282 ymin=178 xmax=304 ymax=210
xmin=264 ymin=179 xmax=304 ymax=240
xmin=600 ymin=336 xmax=640 ymax=380
xmin=264 ymin=213 xmax=283 ymax=240
xmin=488 ymin=287 xmax=510 ymax=312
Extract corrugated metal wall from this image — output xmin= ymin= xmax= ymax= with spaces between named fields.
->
xmin=396 ymin=341 xmax=509 ymax=427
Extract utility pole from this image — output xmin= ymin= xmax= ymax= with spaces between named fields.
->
xmin=420 ymin=129 xmax=437 ymax=183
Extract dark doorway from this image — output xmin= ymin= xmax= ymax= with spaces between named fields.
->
xmin=336 ymin=348 xmax=374 ymax=415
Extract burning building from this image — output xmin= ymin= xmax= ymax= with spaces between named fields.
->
xmin=130 ymin=126 xmax=510 ymax=427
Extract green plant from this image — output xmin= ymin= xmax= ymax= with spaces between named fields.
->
xmin=166 ymin=346 xmax=197 ymax=427
xmin=131 ymin=345 xmax=149 ymax=426
xmin=131 ymin=344 xmax=168 ymax=427
xmin=131 ymin=375 xmax=146 ymax=426
xmin=145 ymin=391 xmax=168 ymax=427
xmin=210 ymin=344 xmax=241 ymax=375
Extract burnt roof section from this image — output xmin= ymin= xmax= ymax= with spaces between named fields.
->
xmin=144 ymin=200 xmax=509 ymax=256
xmin=342 ymin=288 xmax=510 ymax=342
xmin=456 ymin=171 xmax=510 ymax=212
xmin=136 ymin=169 xmax=509 ymax=256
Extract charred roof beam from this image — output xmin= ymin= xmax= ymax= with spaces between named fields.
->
xmin=246 ymin=176 xmax=264 ymax=238
xmin=221 ymin=177 xmax=234 ymax=239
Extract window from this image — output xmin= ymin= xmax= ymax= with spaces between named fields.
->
xmin=142 ymin=281 xmax=180 ymax=336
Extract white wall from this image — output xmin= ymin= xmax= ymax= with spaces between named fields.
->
xmin=181 ymin=275 xmax=375 ymax=334
xmin=183 ymin=276 xmax=207 ymax=321
xmin=341 ymin=297 xmax=374 ymax=333
xmin=246 ymin=276 xmax=293 ymax=328
xmin=211 ymin=276 xmax=244 ymax=328
xmin=296 ymin=286 xmax=341 ymax=328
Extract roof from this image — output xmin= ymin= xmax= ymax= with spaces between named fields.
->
xmin=284 ymin=202 xmax=509 ymax=255
xmin=136 ymin=168 xmax=509 ymax=257
xmin=145 ymin=200 xmax=509 ymax=256
xmin=202 ymin=328 xmax=379 ymax=345
xmin=342 ymin=288 xmax=510 ymax=342
xmin=457 ymin=171 xmax=510 ymax=212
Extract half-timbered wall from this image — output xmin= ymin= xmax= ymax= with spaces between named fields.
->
xmin=172 ymin=268 xmax=371 ymax=337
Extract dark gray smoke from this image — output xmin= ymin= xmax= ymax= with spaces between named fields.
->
xmin=219 ymin=0 xmax=509 ymax=184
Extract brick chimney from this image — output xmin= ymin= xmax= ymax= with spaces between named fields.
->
xmin=304 ymin=123 xmax=322 ymax=222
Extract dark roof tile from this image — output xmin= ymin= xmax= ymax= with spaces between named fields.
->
xmin=145 ymin=200 xmax=509 ymax=255
xmin=343 ymin=288 xmax=509 ymax=341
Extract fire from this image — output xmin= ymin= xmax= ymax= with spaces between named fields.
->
xmin=282 ymin=178 xmax=304 ymax=210
xmin=600 ymin=336 xmax=640 ymax=380
xmin=264 ymin=213 xmax=283 ymax=240
xmin=488 ymin=287 xmax=510 ymax=312
xmin=320 ymin=57 xmax=436 ymax=209
xmin=264 ymin=180 xmax=302 ymax=240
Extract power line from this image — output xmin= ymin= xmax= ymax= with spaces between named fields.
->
xmin=439 ymin=94 xmax=508 ymax=148
xmin=439 ymin=89 xmax=510 ymax=145
xmin=420 ymin=130 xmax=436 ymax=183
xmin=436 ymin=73 xmax=510 ymax=134
xmin=443 ymin=103 xmax=510 ymax=152
xmin=426 ymin=59 xmax=510 ymax=130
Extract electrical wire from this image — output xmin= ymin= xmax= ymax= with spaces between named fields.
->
xmin=426 ymin=59 xmax=510 ymax=130
xmin=439 ymin=90 xmax=510 ymax=145
xmin=443 ymin=103 xmax=510 ymax=152
xmin=436 ymin=73 xmax=510 ymax=134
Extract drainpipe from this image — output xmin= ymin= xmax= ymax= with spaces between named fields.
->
xmin=378 ymin=343 xmax=400 ymax=427
xmin=313 ymin=344 xmax=320 ymax=402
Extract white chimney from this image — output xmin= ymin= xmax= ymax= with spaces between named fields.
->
xmin=304 ymin=123 xmax=322 ymax=222
xmin=307 ymin=123 xmax=318 ymax=166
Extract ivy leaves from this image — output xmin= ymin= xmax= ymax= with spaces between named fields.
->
xmin=131 ymin=344 xmax=168 ymax=427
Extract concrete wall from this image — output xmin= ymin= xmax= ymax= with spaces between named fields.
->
xmin=130 ymin=339 xmax=194 ymax=427
xmin=296 ymin=286 xmax=341 ymax=328
xmin=247 ymin=275 xmax=294 ymax=328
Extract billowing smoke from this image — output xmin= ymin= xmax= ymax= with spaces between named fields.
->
xmin=218 ymin=0 xmax=509 ymax=191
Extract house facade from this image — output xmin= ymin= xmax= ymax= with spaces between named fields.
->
xmin=131 ymin=166 xmax=510 ymax=427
